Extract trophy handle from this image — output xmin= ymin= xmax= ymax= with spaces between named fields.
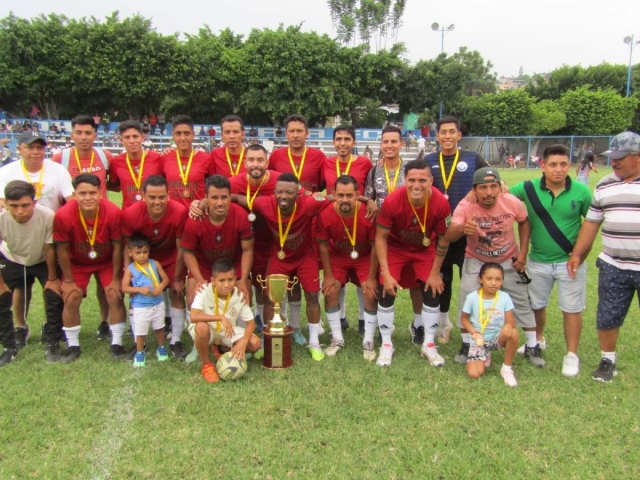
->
xmin=286 ymin=276 xmax=299 ymax=291
xmin=255 ymin=274 xmax=267 ymax=292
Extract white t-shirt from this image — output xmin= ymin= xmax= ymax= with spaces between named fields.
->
xmin=417 ymin=137 xmax=426 ymax=150
xmin=0 ymin=204 xmax=54 ymax=266
xmin=0 ymin=159 xmax=74 ymax=212
xmin=191 ymin=285 xmax=253 ymax=326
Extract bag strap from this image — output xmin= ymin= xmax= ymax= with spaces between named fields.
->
xmin=523 ymin=181 xmax=573 ymax=255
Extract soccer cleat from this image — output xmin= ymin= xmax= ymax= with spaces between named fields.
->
xmin=454 ymin=342 xmax=470 ymax=364
xmin=408 ymin=323 xmax=424 ymax=345
xmin=517 ymin=337 xmax=546 ymax=355
xmin=60 ymin=346 xmax=81 ymax=364
xmin=211 ymin=344 xmax=223 ymax=361
xmin=110 ymin=344 xmax=127 ymax=361
xmin=324 ymin=341 xmax=344 ymax=357
xmin=421 ymin=343 xmax=445 ymax=367
xmin=0 ymin=348 xmax=18 ymax=367
xmin=96 ymin=321 xmax=111 ymax=341
xmin=14 ymin=326 xmax=30 ymax=349
xmin=376 ymin=344 xmax=394 ymax=367
xmin=308 ymin=345 xmax=325 ymax=361
xmin=484 ymin=351 xmax=492 ymax=368
xmin=437 ymin=323 xmax=453 ymax=344
xmin=358 ymin=319 xmax=365 ymax=335
xmin=363 ymin=341 xmax=377 ymax=361
xmin=185 ymin=348 xmax=199 ymax=364
xmin=170 ymin=341 xmax=187 ymax=361
xmin=500 ymin=367 xmax=518 ymax=387
xmin=524 ymin=344 xmax=546 ymax=368
xmin=201 ymin=362 xmax=220 ymax=383
xmin=340 ymin=317 xmax=349 ymax=331
xmin=45 ymin=343 xmax=61 ymax=363
xmin=592 ymin=358 xmax=617 ymax=383
xmin=156 ymin=346 xmax=169 ymax=361
xmin=133 ymin=351 xmax=146 ymax=368
xmin=254 ymin=348 xmax=264 ymax=360
xmin=562 ymin=352 xmax=580 ymax=377
xmin=292 ymin=328 xmax=307 ymax=346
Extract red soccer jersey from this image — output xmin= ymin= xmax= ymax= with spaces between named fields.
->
xmin=376 ymin=186 xmax=451 ymax=254
xmin=268 ymin=147 xmax=326 ymax=193
xmin=253 ymin=194 xmax=331 ymax=261
xmin=315 ymin=202 xmax=375 ymax=258
xmin=323 ymin=155 xmax=373 ymax=196
xmin=181 ymin=203 xmax=253 ymax=276
xmin=210 ymin=147 xmax=248 ymax=178
xmin=121 ymin=200 xmax=187 ymax=267
xmin=161 ymin=150 xmax=214 ymax=208
xmin=109 ymin=151 xmax=164 ymax=209
xmin=53 ymin=147 xmax=113 ymax=196
xmin=53 ymin=198 xmax=122 ymax=266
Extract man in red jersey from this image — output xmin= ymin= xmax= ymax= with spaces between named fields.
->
xmin=250 ymin=173 xmax=331 ymax=361
xmin=162 ymin=115 xmax=214 ymax=209
xmin=109 ymin=120 xmax=164 ymax=209
xmin=315 ymin=175 xmax=378 ymax=358
xmin=53 ymin=174 xmax=126 ymax=364
xmin=210 ymin=115 xmax=248 ymax=178
xmin=121 ymin=175 xmax=189 ymax=360
xmin=375 ymin=160 xmax=451 ymax=368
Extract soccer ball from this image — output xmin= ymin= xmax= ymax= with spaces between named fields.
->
xmin=216 ymin=352 xmax=248 ymax=381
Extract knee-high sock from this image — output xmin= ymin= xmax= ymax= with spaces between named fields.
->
xmin=421 ymin=304 xmax=440 ymax=347
xmin=289 ymin=301 xmax=301 ymax=329
xmin=64 ymin=326 xmax=81 ymax=347
xmin=413 ymin=313 xmax=423 ymax=328
xmin=356 ymin=287 xmax=365 ymax=320
xmin=308 ymin=323 xmax=321 ymax=347
xmin=339 ymin=287 xmax=347 ymax=318
xmin=110 ymin=322 xmax=126 ymax=346
xmin=170 ymin=307 xmax=186 ymax=345
xmin=326 ymin=307 xmax=344 ymax=344
xmin=363 ymin=309 xmax=377 ymax=344
xmin=377 ymin=305 xmax=395 ymax=346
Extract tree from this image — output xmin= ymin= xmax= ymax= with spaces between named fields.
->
xmin=463 ymin=89 xmax=536 ymax=136
xmin=531 ymin=100 xmax=566 ymax=135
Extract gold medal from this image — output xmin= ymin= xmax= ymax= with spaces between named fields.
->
xmin=422 ymin=237 xmax=431 ymax=247
xmin=182 ymin=189 xmax=192 ymax=198
xmin=277 ymin=250 xmax=286 ymax=260
xmin=407 ymin=190 xmax=430 ymax=248
xmin=277 ymin=202 xmax=297 ymax=261
xmin=439 ymin=150 xmax=460 ymax=197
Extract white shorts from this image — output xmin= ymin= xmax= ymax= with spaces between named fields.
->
xmin=527 ymin=260 xmax=586 ymax=313
xmin=133 ymin=302 xmax=166 ymax=337
xmin=188 ymin=322 xmax=246 ymax=347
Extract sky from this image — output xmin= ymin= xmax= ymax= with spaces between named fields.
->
xmin=2 ymin=0 xmax=640 ymax=77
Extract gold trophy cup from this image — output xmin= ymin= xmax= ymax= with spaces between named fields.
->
xmin=256 ymin=274 xmax=298 ymax=368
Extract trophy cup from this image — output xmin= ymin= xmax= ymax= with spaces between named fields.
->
xmin=256 ymin=274 xmax=298 ymax=369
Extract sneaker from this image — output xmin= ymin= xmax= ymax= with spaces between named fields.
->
xmin=562 ymin=353 xmax=580 ymax=377
xmin=358 ymin=319 xmax=365 ymax=335
xmin=60 ymin=346 xmax=81 ymax=364
xmin=421 ymin=343 xmax=445 ymax=367
xmin=484 ymin=351 xmax=492 ymax=368
xmin=363 ymin=341 xmax=377 ymax=362
xmin=45 ymin=342 xmax=61 ymax=363
xmin=324 ymin=341 xmax=344 ymax=357
xmin=340 ymin=317 xmax=349 ymax=331
xmin=376 ymin=344 xmax=394 ymax=367
xmin=517 ymin=337 xmax=546 ymax=355
xmin=524 ymin=344 xmax=546 ymax=367
xmin=0 ymin=348 xmax=18 ymax=367
xmin=110 ymin=344 xmax=127 ymax=361
xmin=170 ymin=341 xmax=187 ymax=361
xmin=96 ymin=321 xmax=110 ymax=341
xmin=185 ymin=348 xmax=199 ymax=363
xmin=292 ymin=328 xmax=307 ymax=346
xmin=454 ymin=342 xmax=470 ymax=364
xmin=500 ymin=367 xmax=518 ymax=387
xmin=14 ymin=326 xmax=30 ymax=349
xmin=133 ymin=351 xmax=146 ymax=367
xmin=592 ymin=358 xmax=617 ymax=383
xmin=408 ymin=323 xmax=425 ymax=345
xmin=201 ymin=362 xmax=220 ymax=383
xmin=156 ymin=346 xmax=169 ymax=361
xmin=254 ymin=348 xmax=264 ymax=360
xmin=308 ymin=345 xmax=325 ymax=361
xmin=437 ymin=324 xmax=453 ymax=344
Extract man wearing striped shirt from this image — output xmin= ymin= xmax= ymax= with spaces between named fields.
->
xmin=568 ymin=131 xmax=640 ymax=383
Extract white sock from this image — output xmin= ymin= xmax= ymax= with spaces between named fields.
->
xmin=461 ymin=332 xmax=471 ymax=344
xmin=501 ymin=363 xmax=513 ymax=371
xmin=421 ymin=304 xmax=440 ymax=347
xmin=412 ymin=313 xmax=423 ymax=329
xmin=64 ymin=326 xmax=81 ymax=347
xmin=356 ymin=287 xmax=365 ymax=320
xmin=109 ymin=322 xmax=126 ymax=346
xmin=185 ymin=309 xmax=191 ymax=327
xmin=363 ymin=309 xmax=377 ymax=344
xmin=602 ymin=351 xmax=616 ymax=363
xmin=170 ymin=307 xmax=186 ymax=345
xmin=128 ymin=309 xmax=136 ymax=339
xmin=524 ymin=330 xmax=537 ymax=348
xmin=439 ymin=312 xmax=450 ymax=327
xmin=377 ymin=305 xmax=395 ymax=346
xmin=255 ymin=303 xmax=264 ymax=321
xmin=339 ymin=287 xmax=347 ymax=319
xmin=326 ymin=308 xmax=344 ymax=344
xmin=289 ymin=301 xmax=301 ymax=329
xmin=308 ymin=323 xmax=320 ymax=347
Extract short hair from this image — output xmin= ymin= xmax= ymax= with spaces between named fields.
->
xmin=71 ymin=115 xmax=97 ymax=131
xmin=246 ymin=143 xmax=268 ymax=157
xmin=334 ymin=175 xmax=358 ymax=192
xmin=404 ymin=159 xmax=432 ymax=176
xmin=381 ymin=125 xmax=402 ymax=141
xmin=4 ymin=180 xmax=35 ymax=201
xmin=171 ymin=115 xmax=194 ymax=130
xmin=277 ymin=172 xmax=299 ymax=185
xmin=127 ymin=233 xmax=150 ymax=250
xmin=142 ymin=175 xmax=168 ymax=192
xmin=72 ymin=173 xmax=101 ymax=190
xmin=220 ymin=115 xmax=244 ymax=130
xmin=118 ymin=120 xmax=143 ymax=135
xmin=284 ymin=114 xmax=308 ymax=130
xmin=205 ymin=174 xmax=231 ymax=193
xmin=333 ymin=125 xmax=356 ymax=140
xmin=479 ymin=262 xmax=504 ymax=278
xmin=542 ymin=144 xmax=570 ymax=161
xmin=212 ymin=258 xmax=235 ymax=276
xmin=437 ymin=115 xmax=461 ymax=132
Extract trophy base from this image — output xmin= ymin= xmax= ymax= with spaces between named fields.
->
xmin=262 ymin=325 xmax=294 ymax=369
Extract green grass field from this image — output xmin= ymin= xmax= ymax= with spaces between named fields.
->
xmin=2 ymin=167 xmax=639 ymax=479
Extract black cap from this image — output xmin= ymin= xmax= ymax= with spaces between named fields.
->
xmin=18 ymin=130 xmax=47 ymax=146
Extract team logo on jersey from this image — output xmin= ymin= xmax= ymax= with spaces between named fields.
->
xmin=230 ymin=308 xmax=237 ymax=317
xmin=412 ymin=217 xmax=417 ymax=225
xmin=153 ymin=228 xmax=159 ymax=236
xmin=215 ymin=234 xmax=222 ymax=243
xmin=457 ymin=161 xmax=468 ymax=172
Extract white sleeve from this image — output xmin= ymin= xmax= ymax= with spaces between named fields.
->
xmin=191 ymin=290 xmax=206 ymax=311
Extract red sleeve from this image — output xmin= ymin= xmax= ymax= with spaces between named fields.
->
xmin=303 ymin=195 xmax=331 ymax=216
xmin=234 ymin=205 xmax=253 ymax=240
xmin=174 ymin=203 xmax=188 ymax=237
xmin=315 ymin=211 xmax=329 ymax=242
xmin=121 ymin=207 xmax=133 ymax=237
xmin=376 ymin=196 xmax=395 ymax=230
xmin=367 ymin=217 xmax=376 ymax=242
xmin=181 ymin=219 xmax=200 ymax=250
xmin=208 ymin=152 xmax=216 ymax=176
xmin=53 ymin=207 xmax=72 ymax=243
xmin=107 ymin=203 xmax=122 ymax=241
xmin=252 ymin=196 xmax=270 ymax=216
xmin=51 ymin=151 xmax=62 ymax=164
xmin=109 ymin=157 xmax=122 ymax=186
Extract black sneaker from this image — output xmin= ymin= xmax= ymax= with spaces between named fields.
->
xmin=14 ymin=326 xmax=29 ymax=349
xmin=524 ymin=344 xmax=546 ymax=368
xmin=408 ymin=323 xmax=424 ymax=345
xmin=454 ymin=342 xmax=470 ymax=364
xmin=110 ymin=344 xmax=127 ymax=361
xmin=592 ymin=358 xmax=618 ymax=383
xmin=170 ymin=341 xmax=187 ymax=361
xmin=358 ymin=319 xmax=365 ymax=336
xmin=0 ymin=348 xmax=18 ymax=367
xmin=45 ymin=343 xmax=61 ymax=362
xmin=60 ymin=346 xmax=81 ymax=364
xmin=96 ymin=321 xmax=110 ymax=341
xmin=340 ymin=317 xmax=349 ymax=331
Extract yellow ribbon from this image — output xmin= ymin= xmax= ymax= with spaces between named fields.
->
xmin=134 ymin=261 xmax=159 ymax=287
xmin=78 ymin=206 xmax=99 ymax=251
xmin=478 ymin=289 xmax=499 ymax=334
xmin=439 ymin=150 xmax=460 ymax=195
xmin=176 ymin=149 xmax=195 ymax=187
xmin=407 ymin=189 xmax=429 ymax=239
xmin=336 ymin=155 xmax=354 ymax=177
xmin=277 ymin=202 xmax=298 ymax=252
xmin=125 ymin=151 xmax=147 ymax=191
xmin=336 ymin=201 xmax=358 ymax=249
xmin=384 ymin=161 xmax=401 ymax=193
xmin=226 ymin=147 xmax=245 ymax=176
xmin=288 ymin=148 xmax=307 ymax=180
xmin=246 ymin=174 xmax=267 ymax=212
xmin=20 ymin=160 xmax=44 ymax=199
xmin=74 ymin=148 xmax=95 ymax=173
xmin=213 ymin=286 xmax=231 ymax=332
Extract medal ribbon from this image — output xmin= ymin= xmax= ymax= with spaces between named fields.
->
xmin=226 ymin=147 xmax=245 ymax=176
xmin=384 ymin=162 xmax=401 ymax=193
xmin=478 ymin=289 xmax=499 ymax=333
xmin=213 ymin=286 xmax=231 ymax=332
xmin=176 ymin=149 xmax=195 ymax=187
xmin=277 ymin=202 xmax=298 ymax=252
xmin=336 ymin=202 xmax=358 ymax=250
xmin=79 ymin=206 xmax=99 ymax=251
xmin=407 ymin=190 xmax=429 ymax=240
xmin=20 ymin=160 xmax=44 ymax=199
xmin=439 ymin=150 xmax=460 ymax=194
xmin=134 ymin=261 xmax=159 ymax=287
xmin=125 ymin=151 xmax=147 ymax=191
xmin=246 ymin=174 xmax=267 ymax=212
xmin=287 ymin=148 xmax=307 ymax=180
xmin=74 ymin=148 xmax=95 ymax=173
xmin=336 ymin=155 xmax=354 ymax=177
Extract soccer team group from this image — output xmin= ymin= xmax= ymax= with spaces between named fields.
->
xmin=1 ymin=113 xmax=639 ymax=385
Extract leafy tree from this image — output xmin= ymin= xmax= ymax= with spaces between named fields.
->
xmin=463 ymin=89 xmax=536 ymax=136
xmin=531 ymin=100 xmax=566 ymax=135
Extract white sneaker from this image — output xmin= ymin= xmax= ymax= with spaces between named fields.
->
xmin=562 ymin=352 xmax=580 ymax=377
xmin=185 ymin=348 xmax=199 ymax=364
xmin=517 ymin=337 xmax=546 ymax=355
xmin=324 ymin=341 xmax=344 ymax=357
xmin=376 ymin=344 xmax=394 ymax=367
xmin=437 ymin=324 xmax=453 ymax=344
xmin=500 ymin=367 xmax=518 ymax=387
xmin=363 ymin=341 xmax=376 ymax=362
xmin=421 ymin=343 xmax=445 ymax=367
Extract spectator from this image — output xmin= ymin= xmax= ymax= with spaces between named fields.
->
xmin=428 ymin=119 xmax=437 ymax=138
xmin=23 ymin=121 xmax=32 ymax=131
xmin=11 ymin=122 xmax=23 ymax=134
xmin=149 ymin=113 xmax=158 ymax=135
xmin=30 ymin=104 xmax=41 ymax=120
xmin=420 ymin=123 xmax=429 ymax=139
xmin=142 ymin=116 xmax=150 ymax=135
xmin=249 ymin=126 xmax=257 ymax=137
xmin=207 ymin=126 xmax=216 ymax=137
xmin=92 ymin=113 xmax=101 ymax=126
xmin=0 ymin=139 xmax=12 ymax=165
xmin=363 ymin=145 xmax=373 ymax=159
xmin=102 ymin=113 xmax=110 ymax=133
xmin=198 ymin=125 xmax=207 ymax=137
xmin=157 ymin=112 xmax=166 ymax=135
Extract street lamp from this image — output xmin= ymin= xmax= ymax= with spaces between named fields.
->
xmin=624 ymin=35 xmax=640 ymax=97
xmin=432 ymin=22 xmax=455 ymax=119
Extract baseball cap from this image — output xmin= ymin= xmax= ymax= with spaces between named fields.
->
xmin=601 ymin=131 xmax=640 ymax=160
xmin=472 ymin=167 xmax=501 ymax=185
xmin=18 ymin=130 xmax=47 ymax=146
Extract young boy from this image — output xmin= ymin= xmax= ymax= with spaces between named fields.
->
xmin=189 ymin=258 xmax=261 ymax=383
xmin=121 ymin=234 xmax=170 ymax=367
